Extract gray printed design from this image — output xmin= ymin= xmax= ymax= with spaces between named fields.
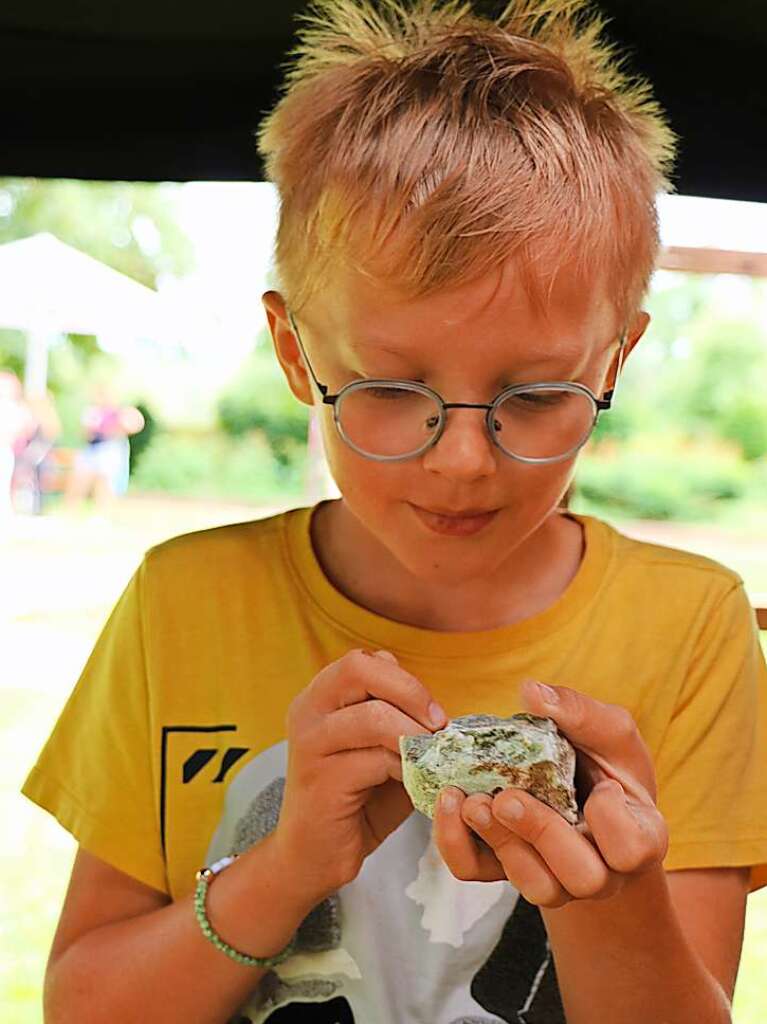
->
xmin=229 ymin=776 xmax=343 ymax=959
xmin=204 ymin=740 xmax=565 ymax=1024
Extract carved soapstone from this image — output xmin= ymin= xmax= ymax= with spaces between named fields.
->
xmin=400 ymin=712 xmax=579 ymax=825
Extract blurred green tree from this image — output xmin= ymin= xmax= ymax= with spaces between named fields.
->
xmin=217 ymin=331 xmax=310 ymax=466
xmin=590 ymin=274 xmax=767 ymax=462
xmin=0 ymin=178 xmax=193 ymax=287
xmin=659 ymin=318 xmax=767 ymax=460
xmin=127 ymin=400 xmax=159 ymax=472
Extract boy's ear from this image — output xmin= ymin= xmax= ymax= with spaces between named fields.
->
xmin=261 ymin=291 xmax=314 ymax=407
xmin=604 ymin=310 xmax=650 ymax=394
xmin=624 ymin=310 xmax=650 ymax=360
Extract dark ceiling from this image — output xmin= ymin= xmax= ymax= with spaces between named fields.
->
xmin=1 ymin=1 xmax=765 ymax=201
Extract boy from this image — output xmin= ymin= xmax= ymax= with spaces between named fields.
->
xmin=22 ymin=2 xmax=767 ymax=1022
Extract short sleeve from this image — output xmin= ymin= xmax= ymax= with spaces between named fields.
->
xmin=20 ymin=559 xmax=168 ymax=894
xmin=655 ymin=582 xmax=767 ymax=893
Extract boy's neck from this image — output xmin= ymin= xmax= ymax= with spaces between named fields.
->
xmin=309 ymin=499 xmax=585 ymax=633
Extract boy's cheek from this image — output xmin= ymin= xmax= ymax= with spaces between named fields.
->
xmin=321 ymin=434 xmax=411 ymax=507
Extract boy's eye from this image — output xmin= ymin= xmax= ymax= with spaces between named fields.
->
xmin=367 ymin=386 xmax=413 ymax=399
xmin=512 ymin=390 xmax=567 ymax=406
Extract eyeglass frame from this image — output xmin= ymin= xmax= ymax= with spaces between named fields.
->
xmin=287 ymin=310 xmax=627 ymax=464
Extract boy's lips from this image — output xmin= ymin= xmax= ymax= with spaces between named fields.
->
xmin=409 ymin=503 xmax=500 ymax=536
xmin=415 ymin=505 xmax=498 ymax=518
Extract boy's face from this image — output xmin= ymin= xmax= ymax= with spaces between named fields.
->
xmin=264 ymin=259 xmax=647 ymax=586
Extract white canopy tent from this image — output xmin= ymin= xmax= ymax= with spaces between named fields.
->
xmin=0 ymin=232 xmax=189 ymax=397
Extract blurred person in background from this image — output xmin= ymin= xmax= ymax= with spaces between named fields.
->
xmin=64 ymin=382 xmax=145 ymax=511
xmin=12 ymin=388 xmax=62 ymax=515
xmin=0 ymin=369 xmax=38 ymax=520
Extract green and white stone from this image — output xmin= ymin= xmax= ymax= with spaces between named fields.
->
xmin=400 ymin=713 xmax=579 ymax=825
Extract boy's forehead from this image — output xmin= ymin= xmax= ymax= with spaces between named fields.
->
xmin=313 ymin=259 xmax=618 ymax=366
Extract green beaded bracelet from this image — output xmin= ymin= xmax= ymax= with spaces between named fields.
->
xmin=194 ymin=854 xmax=298 ymax=968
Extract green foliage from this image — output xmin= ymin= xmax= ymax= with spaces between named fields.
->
xmin=667 ymin=318 xmax=766 ymax=410
xmin=640 ymin=285 xmax=767 ymax=462
xmin=642 ymin=273 xmax=714 ymax=350
xmin=583 ymin=277 xmax=767 ymax=491
xmin=0 ymin=328 xmax=26 ymax=378
xmin=129 ymin=430 xmax=308 ymax=501
xmin=575 ymin=435 xmax=749 ymax=520
xmin=719 ymin=399 xmax=767 ymax=462
xmin=589 ymin=394 xmax=650 ymax=446
xmin=0 ymin=177 xmax=194 ymax=288
xmin=217 ymin=338 xmax=310 ymax=465
xmin=127 ymin=401 xmax=159 ymax=472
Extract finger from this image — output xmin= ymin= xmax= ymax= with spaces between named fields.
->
xmin=315 ymin=699 xmax=435 ymax=757
xmin=432 ymin=788 xmax=507 ymax=882
xmin=323 ymin=746 xmax=405 ymax=792
xmin=519 ymin=679 xmax=657 ymax=801
xmin=307 ymin=649 xmax=448 ymax=733
xmin=310 ymin=748 xmax=411 ymax=849
xmin=491 ymin=788 xmax=612 ymax=901
xmin=584 ymin=780 xmax=669 ymax=875
xmin=460 ymin=793 xmax=572 ymax=907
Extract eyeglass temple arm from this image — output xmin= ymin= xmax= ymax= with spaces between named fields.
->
xmin=287 ymin=310 xmax=334 ymax=402
xmin=595 ymin=331 xmax=628 ymax=412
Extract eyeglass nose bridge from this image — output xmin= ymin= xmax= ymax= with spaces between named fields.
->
xmin=424 ymin=399 xmax=504 ymax=457
xmin=434 ymin=403 xmax=499 ymax=440
xmin=441 ymin=401 xmax=494 ymax=411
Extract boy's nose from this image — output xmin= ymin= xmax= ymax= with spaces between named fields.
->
xmin=420 ymin=407 xmax=497 ymax=479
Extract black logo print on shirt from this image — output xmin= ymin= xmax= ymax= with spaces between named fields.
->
xmin=182 ymin=747 xmax=250 ymax=784
xmin=159 ymin=723 xmax=248 ymax=854
xmin=262 ymin=995 xmax=355 ymax=1023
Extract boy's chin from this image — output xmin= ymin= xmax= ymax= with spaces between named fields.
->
xmin=389 ymin=537 xmax=513 ymax=586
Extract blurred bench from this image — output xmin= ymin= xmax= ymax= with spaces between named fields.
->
xmin=753 ymin=597 xmax=767 ymax=632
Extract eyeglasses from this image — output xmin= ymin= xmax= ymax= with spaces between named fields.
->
xmin=287 ymin=311 xmax=626 ymax=464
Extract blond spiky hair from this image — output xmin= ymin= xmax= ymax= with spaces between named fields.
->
xmin=257 ymin=0 xmax=676 ymax=320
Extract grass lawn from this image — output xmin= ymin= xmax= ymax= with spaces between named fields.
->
xmin=3 ymin=493 xmax=766 ymax=1022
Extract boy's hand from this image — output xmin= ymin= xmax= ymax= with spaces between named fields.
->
xmin=272 ymin=649 xmax=446 ymax=908
xmin=433 ymin=680 xmax=668 ymax=908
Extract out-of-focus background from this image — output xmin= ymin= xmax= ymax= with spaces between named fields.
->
xmin=2 ymin=179 xmax=766 ymax=1023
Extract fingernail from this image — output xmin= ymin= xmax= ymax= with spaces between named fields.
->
xmin=429 ymin=701 xmax=448 ymax=728
xmin=535 ymin=682 xmax=559 ymax=704
xmin=470 ymin=805 xmax=492 ymax=827
xmin=500 ymin=798 xmax=524 ymax=822
xmin=375 ymin=650 xmax=397 ymax=663
xmin=441 ymin=790 xmax=457 ymax=813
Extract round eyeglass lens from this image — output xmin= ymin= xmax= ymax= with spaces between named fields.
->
xmin=336 ymin=383 xmax=441 ymax=457
xmin=492 ymin=387 xmax=597 ymax=459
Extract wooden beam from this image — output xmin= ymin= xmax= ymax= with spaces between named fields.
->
xmin=753 ymin=596 xmax=767 ymax=631
xmin=658 ymin=246 xmax=767 ymax=277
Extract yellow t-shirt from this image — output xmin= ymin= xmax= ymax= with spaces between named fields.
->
xmin=21 ymin=502 xmax=767 ymax=1024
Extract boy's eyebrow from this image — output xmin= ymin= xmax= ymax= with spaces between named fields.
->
xmin=349 ymin=341 xmax=408 ymax=359
xmin=349 ymin=338 xmax=584 ymax=369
